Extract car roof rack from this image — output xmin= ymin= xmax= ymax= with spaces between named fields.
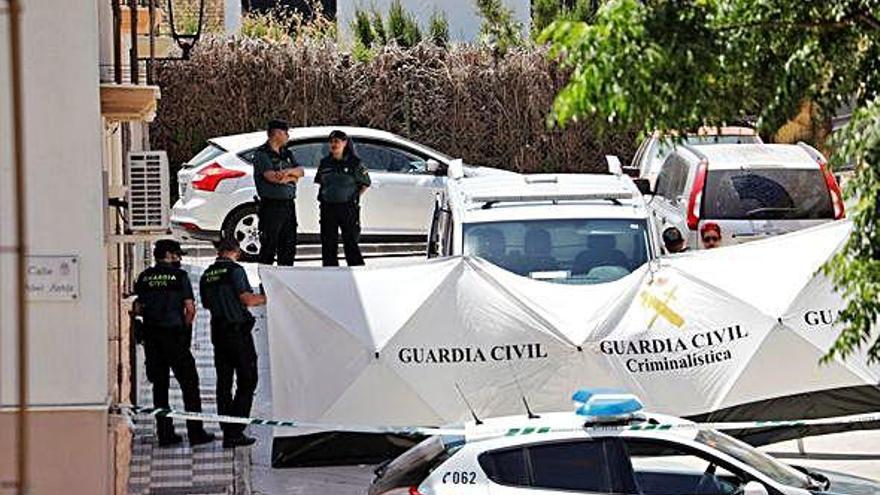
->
xmin=468 ymin=191 xmax=633 ymax=208
xmin=677 ymin=142 xmax=709 ymax=161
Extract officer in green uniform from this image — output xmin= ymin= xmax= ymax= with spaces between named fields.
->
xmin=253 ymin=119 xmax=304 ymax=266
xmin=199 ymin=238 xmax=267 ymax=448
xmin=134 ymin=239 xmax=215 ymax=447
xmin=315 ymin=130 xmax=371 ymax=266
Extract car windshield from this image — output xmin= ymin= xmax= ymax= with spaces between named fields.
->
xmin=703 ymin=168 xmax=834 ymax=220
xmin=654 ymin=135 xmax=761 ymax=164
xmin=463 ymin=219 xmax=650 ymax=285
xmin=695 ymin=430 xmax=811 ymax=489
xmin=395 ymin=135 xmax=453 ymax=162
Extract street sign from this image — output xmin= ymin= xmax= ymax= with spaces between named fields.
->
xmin=25 ymin=255 xmax=80 ymax=301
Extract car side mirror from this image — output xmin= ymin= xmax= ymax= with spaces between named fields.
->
xmin=740 ymin=481 xmax=769 ymax=495
xmin=633 ymin=178 xmax=652 ymax=195
xmin=622 ymin=166 xmax=641 ymax=178
xmin=605 ymin=155 xmax=623 ymax=176
xmin=447 ymin=159 xmax=464 ymax=180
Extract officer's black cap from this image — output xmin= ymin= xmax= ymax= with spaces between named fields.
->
xmin=267 ymin=119 xmax=289 ymax=132
xmin=328 ymin=129 xmax=348 ymax=141
xmin=662 ymin=226 xmax=684 ymax=245
xmin=214 ymin=238 xmax=241 ymax=254
xmin=153 ymin=239 xmax=187 ymax=259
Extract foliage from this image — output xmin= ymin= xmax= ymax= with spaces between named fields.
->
xmin=353 ymin=2 xmax=442 ymax=51
xmin=239 ymin=0 xmax=336 ymax=43
xmin=166 ymin=0 xmax=223 ymax=35
xmin=240 ymin=9 xmax=292 ymax=43
xmin=476 ymin=0 xmax=524 ymax=55
xmin=532 ymin=0 xmax=601 ymax=35
xmin=429 ymin=10 xmax=450 ymax=46
xmin=290 ymin=0 xmax=337 ymax=42
xmin=372 ymin=9 xmax=387 ymax=45
xmin=352 ymin=8 xmax=376 ymax=47
xmin=532 ymin=0 xmax=563 ymax=35
xmin=386 ymin=0 xmax=407 ymax=43
xmin=825 ymin=100 xmax=880 ymax=363
xmin=386 ymin=0 xmax=422 ymax=47
xmin=541 ymin=0 xmax=880 ymax=361
xmin=152 ymin=39 xmax=636 ymax=197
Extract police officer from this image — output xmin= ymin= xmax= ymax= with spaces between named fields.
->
xmin=134 ymin=239 xmax=215 ymax=447
xmin=662 ymin=226 xmax=689 ymax=253
xmin=199 ymin=238 xmax=266 ymax=448
xmin=253 ymin=119 xmax=304 ymax=266
xmin=316 ymin=130 xmax=371 ymax=266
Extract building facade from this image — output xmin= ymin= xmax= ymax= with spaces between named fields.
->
xmin=1 ymin=1 xmax=160 ymax=493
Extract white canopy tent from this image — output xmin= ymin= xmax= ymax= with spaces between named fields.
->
xmin=262 ymin=220 xmax=880 ymax=462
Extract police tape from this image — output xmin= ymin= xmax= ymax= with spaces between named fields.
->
xmin=113 ymin=405 xmax=465 ymax=436
xmin=111 ymin=405 xmax=880 ymax=439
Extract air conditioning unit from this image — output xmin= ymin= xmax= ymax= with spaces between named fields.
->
xmin=126 ymin=151 xmax=170 ymax=232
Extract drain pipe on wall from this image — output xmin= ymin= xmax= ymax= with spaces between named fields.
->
xmin=6 ymin=0 xmax=30 ymax=492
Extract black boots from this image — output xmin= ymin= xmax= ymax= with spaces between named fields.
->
xmin=189 ymin=431 xmax=217 ymax=446
xmin=222 ymin=434 xmax=256 ymax=448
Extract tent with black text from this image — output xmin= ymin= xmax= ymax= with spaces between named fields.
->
xmin=261 ymin=220 xmax=880 ymax=465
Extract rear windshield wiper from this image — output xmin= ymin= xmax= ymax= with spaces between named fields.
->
xmin=744 ymin=207 xmax=799 ymax=219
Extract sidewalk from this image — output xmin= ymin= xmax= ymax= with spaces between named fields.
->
xmin=127 ymin=264 xmax=251 ymax=495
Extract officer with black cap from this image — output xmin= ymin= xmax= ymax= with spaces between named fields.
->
xmin=253 ymin=119 xmax=304 ymax=266
xmin=199 ymin=238 xmax=266 ymax=448
xmin=315 ymin=129 xmax=371 ymax=266
xmin=134 ymin=239 xmax=215 ymax=447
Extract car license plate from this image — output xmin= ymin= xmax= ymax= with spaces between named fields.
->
xmin=179 ymin=182 xmax=188 ymax=198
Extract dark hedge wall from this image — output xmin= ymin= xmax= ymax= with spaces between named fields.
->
xmin=151 ymin=38 xmax=637 ymax=174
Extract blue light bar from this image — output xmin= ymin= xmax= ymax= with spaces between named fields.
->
xmin=572 ymin=388 xmax=644 ymax=419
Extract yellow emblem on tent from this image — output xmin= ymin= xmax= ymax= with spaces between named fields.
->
xmin=641 ymin=285 xmax=684 ymax=329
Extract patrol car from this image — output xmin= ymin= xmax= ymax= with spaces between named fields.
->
xmin=369 ymin=390 xmax=880 ymax=495
xmin=427 ymin=164 xmax=659 ymax=285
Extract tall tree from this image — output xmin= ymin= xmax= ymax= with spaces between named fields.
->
xmin=541 ymin=0 xmax=880 ymax=362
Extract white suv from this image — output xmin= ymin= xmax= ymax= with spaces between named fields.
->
xmin=427 ymin=170 xmax=659 ymax=285
xmin=171 ymin=126 xmax=504 ymax=258
xmin=646 ymin=142 xmax=845 ymax=249
xmin=627 ymin=126 xmax=762 ymax=187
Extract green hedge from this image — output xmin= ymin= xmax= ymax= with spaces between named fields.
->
xmin=151 ymin=38 xmax=637 ymax=174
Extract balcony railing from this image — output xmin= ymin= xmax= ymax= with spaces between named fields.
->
xmin=101 ymin=0 xmax=163 ymax=121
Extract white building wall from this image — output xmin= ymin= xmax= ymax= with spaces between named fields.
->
xmin=337 ymin=0 xmax=531 ymax=44
xmin=0 ymin=0 xmax=108 ymax=407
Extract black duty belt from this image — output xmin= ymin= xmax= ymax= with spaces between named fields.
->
xmin=259 ymin=197 xmax=296 ymax=205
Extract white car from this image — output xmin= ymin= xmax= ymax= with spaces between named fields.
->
xmin=646 ymin=142 xmax=845 ymax=249
xmin=427 ymin=170 xmax=660 ymax=285
xmin=370 ymin=390 xmax=879 ymax=495
xmin=627 ymin=126 xmax=763 ymax=188
xmin=171 ymin=126 xmax=505 ymax=258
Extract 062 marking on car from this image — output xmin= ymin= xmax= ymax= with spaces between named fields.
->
xmin=442 ymin=471 xmax=477 ymax=485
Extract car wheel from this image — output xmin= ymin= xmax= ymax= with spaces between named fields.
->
xmin=222 ymin=204 xmax=261 ymax=262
